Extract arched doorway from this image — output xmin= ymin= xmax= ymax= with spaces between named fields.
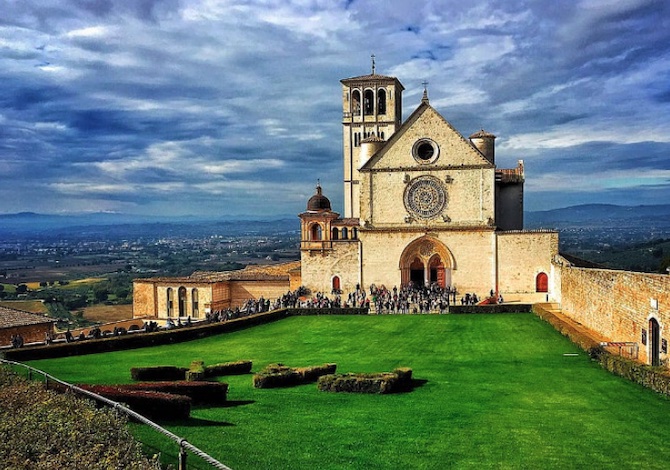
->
xmin=410 ymin=258 xmax=424 ymax=286
xmin=650 ymin=318 xmax=660 ymax=366
xmin=332 ymin=276 xmax=341 ymax=293
xmin=399 ymin=236 xmax=454 ymax=288
xmin=536 ymin=272 xmax=548 ymax=293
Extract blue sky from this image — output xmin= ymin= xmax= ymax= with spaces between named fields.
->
xmin=1 ymin=0 xmax=669 ymax=217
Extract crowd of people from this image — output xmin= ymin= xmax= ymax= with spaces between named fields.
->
xmin=370 ymin=283 xmax=459 ymax=314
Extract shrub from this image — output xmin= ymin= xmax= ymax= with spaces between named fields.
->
xmin=0 ymin=367 xmax=162 ymax=469
xmin=205 ymin=360 xmax=253 ymax=377
xmin=253 ymin=363 xmax=337 ymax=388
xmin=253 ymin=363 xmax=301 ymax=389
xmin=295 ymin=363 xmax=337 ymax=382
xmin=79 ymin=384 xmax=191 ymax=421
xmin=185 ymin=360 xmax=205 ymax=382
xmin=317 ymin=368 xmax=413 ymax=394
xmin=130 ymin=366 xmax=187 ymax=381
xmin=120 ymin=382 xmax=229 ymax=406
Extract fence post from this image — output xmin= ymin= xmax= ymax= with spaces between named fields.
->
xmin=179 ymin=441 xmax=187 ymax=470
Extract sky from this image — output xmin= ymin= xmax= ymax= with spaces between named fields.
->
xmin=1 ymin=0 xmax=669 ymax=218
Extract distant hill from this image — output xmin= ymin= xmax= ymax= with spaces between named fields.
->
xmin=524 ymin=204 xmax=670 ymax=230
xmin=0 ymin=212 xmax=297 ymax=238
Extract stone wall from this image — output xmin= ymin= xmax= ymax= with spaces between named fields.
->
xmin=497 ymin=231 xmax=558 ymax=300
xmin=0 ymin=323 xmax=53 ymax=347
xmin=300 ymin=242 xmax=360 ymax=294
xmin=560 ymin=265 xmax=670 ymax=365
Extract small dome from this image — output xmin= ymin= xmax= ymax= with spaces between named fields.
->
xmin=307 ymin=184 xmax=331 ymax=212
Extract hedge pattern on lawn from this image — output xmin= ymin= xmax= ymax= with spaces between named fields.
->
xmin=130 ymin=365 xmax=188 ymax=381
xmin=78 ymin=384 xmax=191 ymax=420
xmin=205 ymin=360 xmax=253 ymax=377
xmin=317 ymin=368 xmax=413 ymax=394
xmin=253 ymin=363 xmax=337 ymax=388
xmin=186 ymin=360 xmax=205 ymax=382
xmin=120 ymin=381 xmax=229 ymax=406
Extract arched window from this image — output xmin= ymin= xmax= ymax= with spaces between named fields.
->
xmin=332 ymin=228 xmax=339 ymax=240
xmin=342 ymin=227 xmax=348 ymax=240
xmin=380 ymin=131 xmax=385 ymax=140
xmin=192 ymin=288 xmax=199 ymax=318
xmin=536 ymin=272 xmax=548 ymax=293
xmin=352 ymin=90 xmax=361 ymax=115
xmin=166 ymin=288 xmax=174 ymax=317
xmin=178 ymin=286 xmax=187 ymax=317
xmin=352 ymin=227 xmax=358 ymax=239
xmin=364 ymin=90 xmax=374 ymax=115
xmin=310 ymin=224 xmax=322 ymax=241
xmin=378 ymin=89 xmax=387 ymax=114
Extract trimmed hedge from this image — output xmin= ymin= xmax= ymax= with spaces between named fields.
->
xmin=130 ymin=365 xmax=187 ymax=381
xmin=78 ymin=384 xmax=191 ymax=420
xmin=186 ymin=360 xmax=205 ymax=382
xmin=317 ymin=368 xmax=413 ymax=394
xmin=599 ymin=354 xmax=670 ymax=396
xmin=253 ymin=363 xmax=337 ymax=389
xmin=121 ymin=381 xmax=228 ymax=406
xmin=205 ymin=360 xmax=253 ymax=377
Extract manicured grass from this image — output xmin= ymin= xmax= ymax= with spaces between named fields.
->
xmin=27 ymin=314 xmax=670 ymax=469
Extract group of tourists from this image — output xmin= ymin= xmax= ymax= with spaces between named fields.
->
xmin=370 ymin=282 xmax=459 ymax=314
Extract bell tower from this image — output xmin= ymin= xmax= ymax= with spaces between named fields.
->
xmin=340 ymin=56 xmax=404 ymax=218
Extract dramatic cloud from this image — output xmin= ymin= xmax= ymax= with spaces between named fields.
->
xmin=1 ymin=0 xmax=669 ymax=217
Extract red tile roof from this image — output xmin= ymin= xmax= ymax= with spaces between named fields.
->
xmin=0 ymin=306 xmax=54 ymax=329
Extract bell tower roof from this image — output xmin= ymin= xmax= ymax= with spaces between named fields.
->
xmin=306 ymin=183 xmax=332 ymax=212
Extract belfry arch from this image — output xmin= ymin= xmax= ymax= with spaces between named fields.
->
xmin=399 ymin=236 xmax=454 ymax=288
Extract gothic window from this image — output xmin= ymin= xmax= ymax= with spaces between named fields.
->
xmin=364 ymin=90 xmax=374 ymax=115
xmin=166 ymin=288 xmax=174 ymax=317
xmin=342 ymin=227 xmax=349 ymax=240
xmin=352 ymin=90 xmax=361 ymax=115
xmin=310 ymin=224 xmax=322 ymax=240
xmin=192 ymin=288 xmax=199 ymax=318
xmin=536 ymin=272 xmax=548 ymax=293
xmin=378 ymin=89 xmax=387 ymax=114
xmin=178 ymin=286 xmax=187 ymax=317
xmin=332 ymin=228 xmax=339 ymax=240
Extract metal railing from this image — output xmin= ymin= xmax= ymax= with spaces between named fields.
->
xmin=0 ymin=359 xmax=232 ymax=470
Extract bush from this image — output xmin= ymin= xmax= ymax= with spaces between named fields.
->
xmin=317 ymin=368 xmax=413 ymax=394
xmin=130 ymin=366 xmax=187 ymax=381
xmin=119 ymin=382 xmax=229 ymax=406
xmin=0 ymin=367 xmax=162 ymax=469
xmin=185 ymin=360 xmax=205 ymax=382
xmin=205 ymin=360 xmax=253 ymax=377
xmin=253 ymin=364 xmax=301 ymax=389
xmin=78 ymin=384 xmax=191 ymax=421
xmin=295 ymin=363 xmax=337 ymax=382
xmin=599 ymin=354 xmax=670 ymax=396
xmin=253 ymin=363 xmax=337 ymax=388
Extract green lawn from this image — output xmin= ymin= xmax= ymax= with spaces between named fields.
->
xmin=27 ymin=314 xmax=670 ymax=469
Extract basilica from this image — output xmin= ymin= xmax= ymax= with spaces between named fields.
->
xmin=299 ymin=67 xmax=557 ymax=302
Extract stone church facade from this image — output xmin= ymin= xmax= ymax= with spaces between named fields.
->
xmin=299 ymin=70 xmax=558 ymax=302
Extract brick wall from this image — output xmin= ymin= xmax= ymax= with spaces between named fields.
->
xmin=560 ymin=265 xmax=670 ymax=365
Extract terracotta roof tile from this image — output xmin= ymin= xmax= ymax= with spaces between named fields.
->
xmin=0 ymin=306 xmax=54 ymax=329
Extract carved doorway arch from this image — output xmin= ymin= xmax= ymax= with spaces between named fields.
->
xmin=399 ymin=236 xmax=454 ymax=288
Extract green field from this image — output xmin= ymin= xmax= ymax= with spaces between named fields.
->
xmin=27 ymin=314 xmax=670 ymax=469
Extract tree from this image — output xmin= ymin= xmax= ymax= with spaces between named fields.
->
xmin=15 ymin=284 xmax=28 ymax=294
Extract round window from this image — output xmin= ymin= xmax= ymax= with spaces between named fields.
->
xmin=412 ymin=139 xmax=439 ymax=164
